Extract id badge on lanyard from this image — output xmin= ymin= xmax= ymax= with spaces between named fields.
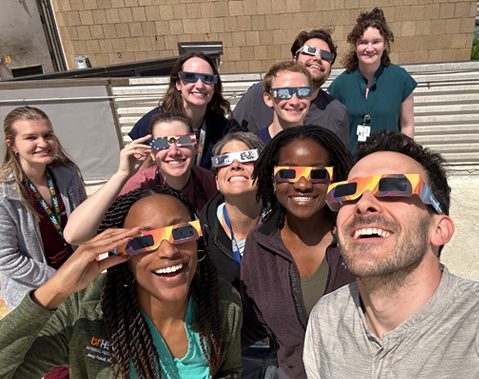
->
xmin=357 ymin=114 xmax=371 ymax=142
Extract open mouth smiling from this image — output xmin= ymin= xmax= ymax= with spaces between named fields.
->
xmin=152 ymin=262 xmax=187 ymax=277
xmin=353 ymin=228 xmax=392 ymax=240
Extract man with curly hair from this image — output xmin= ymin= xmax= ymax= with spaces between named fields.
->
xmin=304 ymin=130 xmax=479 ymax=378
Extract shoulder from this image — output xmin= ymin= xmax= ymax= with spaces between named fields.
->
xmin=382 ymin=64 xmax=413 ymax=80
xmin=315 ymin=89 xmax=348 ymax=112
xmin=217 ymin=278 xmax=242 ymax=323
xmin=310 ymin=282 xmax=359 ymax=322
xmin=245 ymin=82 xmax=264 ymax=98
xmin=0 ymin=177 xmax=18 ymax=201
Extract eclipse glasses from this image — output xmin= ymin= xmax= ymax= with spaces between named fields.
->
xmin=274 ymin=166 xmax=333 ymax=184
xmin=325 ymin=174 xmax=443 ymax=214
xmin=295 ymin=45 xmax=333 ymax=62
xmin=113 ymin=220 xmax=202 ymax=256
xmin=149 ymin=134 xmax=196 ymax=150
xmin=179 ymin=71 xmax=218 ymax=84
xmin=269 ymin=87 xmax=313 ymax=99
xmin=211 ymin=149 xmax=259 ymax=168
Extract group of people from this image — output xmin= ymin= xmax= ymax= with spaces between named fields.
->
xmin=0 ymin=7 xmax=478 ymax=379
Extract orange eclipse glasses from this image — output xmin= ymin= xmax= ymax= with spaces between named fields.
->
xmin=113 ymin=220 xmax=202 ymax=256
xmin=274 ymin=166 xmax=333 ymax=184
xmin=326 ymin=174 xmax=443 ymax=214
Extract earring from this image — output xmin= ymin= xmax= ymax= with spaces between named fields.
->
xmin=197 ymin=249 xmax=206 ymax=263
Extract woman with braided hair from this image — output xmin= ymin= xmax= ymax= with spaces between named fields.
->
xmin=0 ymin=185 xmax=242 ymax=379
xmin=240 ymin=125 xmax=356 ymax=379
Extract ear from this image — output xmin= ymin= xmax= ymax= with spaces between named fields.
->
xmin=263 ymin=92 xmax=274 ymax=109
xmin=5 ymin=139 xmax=16 ymax=153
xmin=215 ymin=174 xmax=220 ymax=191
xmin=430 ymin=215 xmax=455 ymax=248
xmin=175 ymin=79 xmax=181 ymax=92
xmin=293 ymin=55 xmax=297 ymax=63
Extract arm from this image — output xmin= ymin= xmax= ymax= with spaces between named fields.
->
xmin=64 ymin=135 xmax=151 ymax=245
xmin=0 ymin=205 xmax=56 ymax=292
xmin=0 ymin=228 xmax=137 ymax=379
xmin=399 ymin=92 xmax=414 ymax=138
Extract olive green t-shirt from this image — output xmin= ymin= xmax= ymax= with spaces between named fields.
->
xmin=301 ymin=257 xmax=330 ymax=316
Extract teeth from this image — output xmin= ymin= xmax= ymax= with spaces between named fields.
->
xmin=291 ymin=196 xmax=314 ymax=202
xmin=167 ymin=160 xmax=184 ymax=165
xmin=153 ymin=263 xmax=183 ymax=275
xmin=353 ymin=228 xmax=390 ymax=239
xmin=230 ymin=176 xmax=247 ymax=182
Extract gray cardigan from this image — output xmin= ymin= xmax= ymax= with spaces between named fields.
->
xmin=0 ymin=165 xmax=87 ymax=309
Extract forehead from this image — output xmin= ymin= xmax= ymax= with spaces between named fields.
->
xmin=152 ymin=120 xmax=190 ymax=137
xmin=220 ymin=140 xmax=250 ymax=154
xmin=272 ymin=70 xmax=309 ymax=87
xmin=181 ymin=57 xmax=214 ymax=74
xmin=123 ymin=194 xmax=191 ymax=229
xmin=278 ymin=139 xmax=329 ymax=166
xmin=13 ymin=119 xmax=52 ymax=134
xmin=304 ymin=38 xmax=330 ymax=51
xmin=360 ymin=26 xmax=383 ymax=40
xmin=349 ymin=152 xmax=426 ymax=180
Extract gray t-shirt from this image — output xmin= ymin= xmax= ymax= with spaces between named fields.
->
xmin=304 ymin=266 xmax=479 ymax=379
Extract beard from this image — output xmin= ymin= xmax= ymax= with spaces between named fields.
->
xmin=304 ymin=61 xmax=329 ymax=89
xmin=338 ymin=213 xmax=431 ymax=289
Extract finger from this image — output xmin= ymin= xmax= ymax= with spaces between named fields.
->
xmin=136 ymin=134 xmax=152 ymax=142
xmin=97 ymin=254 xmax=131 ymax=272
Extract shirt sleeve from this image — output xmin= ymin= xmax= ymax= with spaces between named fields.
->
xmin=401 ymin=72 xmax=417 ymax=102
xmin=303 ymin=310 xmax=322 ymax=379
xmin=232 ymin=85 xmax=256 ymax=132
xmin=128 ymin=108 xmax=161 ymax=140
xmin=0 ymin=292 xmax=69 ymax=379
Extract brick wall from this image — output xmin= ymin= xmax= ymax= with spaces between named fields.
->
xmin=52 ymin=0 xmax=477 ymax=73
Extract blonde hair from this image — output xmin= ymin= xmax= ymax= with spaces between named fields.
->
xmin=1 ymin=106 xmax=83 ymax=221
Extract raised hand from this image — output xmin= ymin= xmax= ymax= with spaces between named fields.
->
xmin=32 ymin=227 xmax=140 ymax=310
xmin=117 ymin=134 xmax=152 ymax=179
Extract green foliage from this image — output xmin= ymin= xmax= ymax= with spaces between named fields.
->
xmin=472 ymin=39 xmax=479 ymax=60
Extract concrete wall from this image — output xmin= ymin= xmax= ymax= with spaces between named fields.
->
xmin=0 ymin=0 xmax=55 ymax=79
xmin=51 ymin=0 xmax=477 ymax=73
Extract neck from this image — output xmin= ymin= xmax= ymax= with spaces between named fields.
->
xmin=283 ymin=207 xmax=333 ymax=243
xmin=183 ymin=102 xmax=207 ymax=131
xmin=161 ymin=169 xmax=191 ymax=191
xmin=268 ymin=115 xmax=304 ymax=139
xmin=21 ymin=161 xmax=47 ymax=185
xmin=223 ymin=194 xmax=262 ymax=239
xmin=357 ymin=253 xmax=443 ymax=340
xmin=311 ymin=86 xmax=321 ymax=100
xmin=137 ymin=287 xmax=189 ymax=328
xmin=358 ymin=62 xmax=380 ymax=85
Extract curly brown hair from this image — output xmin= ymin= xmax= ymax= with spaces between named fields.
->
xmin=160 ymin=52 xmax=231 ymax=120
xmin=343 ymin=8 xmax=394 ymax=71
xmin=99 ymin=186 xmax=223 ymax=378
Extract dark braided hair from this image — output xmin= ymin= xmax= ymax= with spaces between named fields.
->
xmin=99 ymin=185 xmax=223 ymax=378
xmin=253 ymin=125 xmax=353 ymax=229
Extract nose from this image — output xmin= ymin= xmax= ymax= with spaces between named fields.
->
xmin=289 ymin=93 xmax=300 ymax=105
xmin=194 ymin=78 xmax=205 ymax=88
xmin=167 ymin=142 xmax=180 ymax=155
xmin=354 ymin=190 xmax=383 ymax=215
xmin=38 ymin=138 xmax=49 ymax=148
xmin=229 ymin=159 xmax=243 ymax=170
xmin=292 ymin=175 xmax=313 ymax=192
xmin=156 ymin=240 xmax=181 ymax=259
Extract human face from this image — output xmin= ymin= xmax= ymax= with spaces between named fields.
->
xmin=264 ymin=71 xmax=311 ymax=128
xmin=124 ymin=194 xmax=198 ymax=305
xmin=150 ymin=120 xmax=197 ymax=180
xmin=294 ymin=38 xmax=332 ymax=87
xmin=336 ymin=152 xmax=434 ymax=279
xmin=7 ymin=118 xmax=57 ymax=171
xmin=274 ymin=139 xmax=331 ymax=220
xmin=175 ymin=57 xmax=215 ymax=109
xmin=215 ymin=140 xmax=257 ymax=198
xmin=355 ymin=27 xmax=385 ymax=69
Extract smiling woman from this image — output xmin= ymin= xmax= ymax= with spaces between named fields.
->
xmin=0 ymin=185 xmax=242 ymax=379
xmin=241 ymin=125 xmax=356 ymax=379
xmin=328 ymin=8 xmax=417 ymax=155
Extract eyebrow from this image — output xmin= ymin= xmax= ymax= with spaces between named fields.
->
xmin=139 ymin=218 xmax=189 ymax=232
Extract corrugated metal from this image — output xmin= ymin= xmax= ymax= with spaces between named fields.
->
xmin=111 ymin=61 xmax=479 ymax=171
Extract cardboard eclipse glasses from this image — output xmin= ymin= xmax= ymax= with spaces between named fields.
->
xmin=211 ymin=149 xmax=259 ymax=168
xmin=114 ymin=220 xmax=202 ymax=256
xmin=326 ymin=174 xmax=443 ymax=214
xmin=149 ymin=134 xmax=196 ymax=150
xmin=179 ymin=71 xmax=218 ymax=84
xmin=295 ymin=44 xmax=333 ymax=62
xmin=269 ymin=86 xmax=313 ymax=99
xmin=274 ymin=166 xmax=333 ymax=184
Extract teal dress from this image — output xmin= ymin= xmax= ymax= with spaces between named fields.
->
xmin=328 ymin=63 xmax=417 ymax=155
xmin=130 ymin=296 xmax=210 ymax=379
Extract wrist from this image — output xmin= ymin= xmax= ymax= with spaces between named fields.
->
xmin=31 ymin=280 xmax=70 ymax=311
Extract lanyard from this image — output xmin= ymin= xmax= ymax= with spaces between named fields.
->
xmin=222 ymin=205 xmax=242 ymax=269
xmin=195 ymin=119 xmax=207 ymax=166
xmin=222 ymin=203 xmax=268 ymax=269
xmin=26 ymin=169 xmax=64 ymax=240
